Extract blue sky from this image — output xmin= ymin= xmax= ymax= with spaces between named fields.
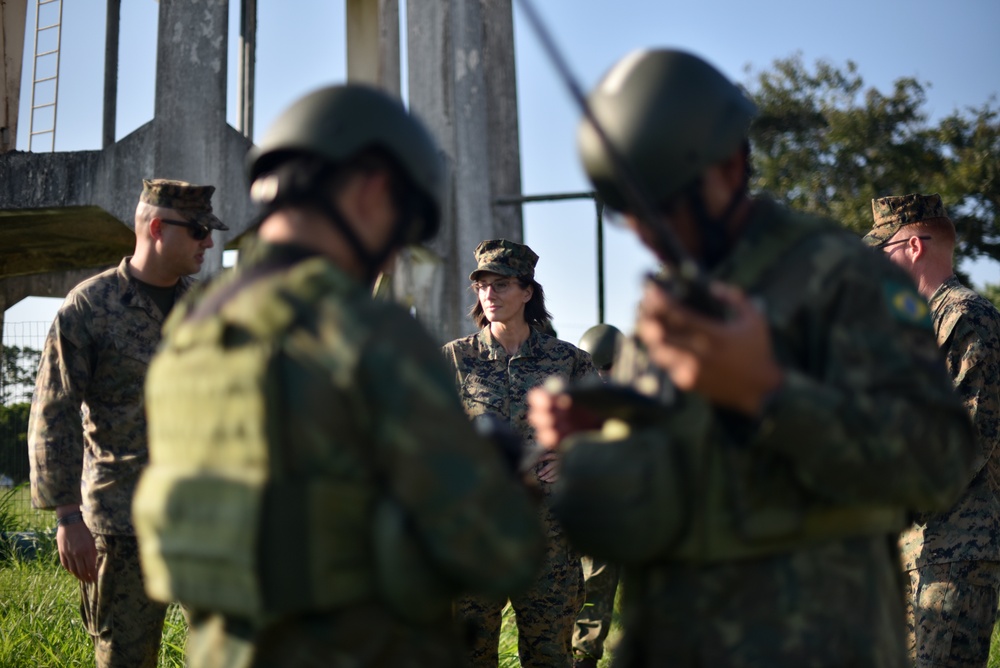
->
xmin=6 ymin=0 xmax=1000 ymax=347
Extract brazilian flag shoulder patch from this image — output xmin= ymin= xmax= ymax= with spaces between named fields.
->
xmin=882 ymin=279 xmax=932 ymax=329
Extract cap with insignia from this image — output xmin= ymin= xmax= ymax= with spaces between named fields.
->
xmin=863 ymin=193 xmax=952 ymax=247
xmin=140 ymin=179 xmax=229 ymax=231
xmin=470 ymin=239 xmax=539 ymax=281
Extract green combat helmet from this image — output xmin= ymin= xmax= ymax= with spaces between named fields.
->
xmin=578 ymin=324 xmax=624 ymax=372
xmin=246 ymin=84 xmax=446 ymax=246
xmin=577 ymin=49 xmax=757 ymax=212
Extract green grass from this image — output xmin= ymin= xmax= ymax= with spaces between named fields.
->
xmin=0 ymin=482 xmax=992 ymax=667
xmin=0 ymin=554 xmax=188 ymax=667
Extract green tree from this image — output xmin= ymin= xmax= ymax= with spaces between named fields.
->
xmin=0 ymin=403 xmax=31 ymax=483
xmin=981 ymin=284 xmax=1000 ymax=311
xmin=745 ymin=54 xmax=1000 ymax=269
xmin=1 ymin=345 xmax=41 ymax=405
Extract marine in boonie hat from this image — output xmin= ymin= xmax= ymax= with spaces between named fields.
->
xmin=470 ymin=239 xmax=539 ymax=281
xmin=863 ymin=193 xmax=952 ymax=247
xmin=140 ymin=179 xmax=229 ymax=231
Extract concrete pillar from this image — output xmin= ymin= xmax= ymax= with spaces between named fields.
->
xmin=481 ymin=0 xmax=522 ymax=240
xmin=346 ymin=0 xmax=400 ymax=96
xmin=407 ymin=0 xmax=522 ymax=343
xmin=236 ymin=0 xmax=255 ymax=138
xmin=102 ymin=0 xmax=120 ymax=148
xmin=153 ymin=0 xmax=229 ymax=277
xmin=1 ymin=0 xmax=28 ymax=153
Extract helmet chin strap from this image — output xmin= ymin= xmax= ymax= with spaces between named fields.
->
xmin=256 ymin=163 xmax=417 ymax=287
xmin=310 ymin=196 xmax=413 ymax=287
xmin=684 ymin=171 xmax=749 ymax=271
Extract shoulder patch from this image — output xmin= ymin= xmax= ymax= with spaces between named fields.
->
xmin=882 ymin=280 xmax=931 ymax=329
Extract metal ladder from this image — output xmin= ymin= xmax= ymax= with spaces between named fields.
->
xmin=28 ymin=0 xmax=64 ymax=152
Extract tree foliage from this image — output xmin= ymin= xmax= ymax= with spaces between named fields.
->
xmin=0 ymin=403 xmax=30 ymax=483
xmin=745 ymin=54 xmax=1000 ymax=269
xmin=1 ymin=345 xmax=41 ymax=405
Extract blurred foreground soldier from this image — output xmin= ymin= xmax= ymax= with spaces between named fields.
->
xmin=572 ymin=324 xmax=624 ymax=668
xmin=28 ymin=178 xmax=224 ymax=667
xmin=443 ymin=239 xmax=596 ymax=668
xmin=528 ymin=49 xmax=976 ymax=667
xmin=132 ymin=85 xmax=543 ymax=668
xmin=865 ymin=193 xmax=1000 ymax=668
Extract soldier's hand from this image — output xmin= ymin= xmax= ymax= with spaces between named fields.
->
xmin=527 ymin=386 xmax=602 ymax=450
xmin=57 ymin=520 xmax=98 ymax=583
xmin=535 ymin=450 xmax=560 ymax=483
xmin=637 ymin=280 xmax=784 ymax=416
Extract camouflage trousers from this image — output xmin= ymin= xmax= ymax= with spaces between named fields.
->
xmin=613 ymin=536 xmax=909 ymax=668
xmin=186 ymin=603 xmax=462 ymax=668
xmin=573 ymin=555 xmax=619 ymax=661
xmin=80 ymin=533 xmax=168 ymax=668
xmin=456 ymin=527 xmax=584 ymax=668
xmin=904 ymin=560 xmax=1000 ymax=668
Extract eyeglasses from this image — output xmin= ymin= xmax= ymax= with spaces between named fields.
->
xmin=471 ymin=278 xmax=516 ymax=295
xmin=161 ymin=218 xmax=212 ymax=241
xmin=877 ymin=235 xmax=931 ymax=250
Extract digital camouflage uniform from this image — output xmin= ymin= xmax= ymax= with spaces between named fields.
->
xmin=443 ymin=327 xmax=595 ymax=668
xmin=559 ymin=199 xmax=975 ymax=668
xmin=28 ymin=257 xmax=195 ymax=667
xmin=867 ymin=194 xmax=1000 ymax=668
xmin=442 ymin=239 xmax=597 ymax=668
xmin=134 ymin=240 xmax=544 ymax=668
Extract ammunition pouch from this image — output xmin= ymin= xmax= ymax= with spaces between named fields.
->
xmin=551 ymin=426 xmax=688 ymax=563
xmin=135 ymin=472 xmax=375 ymax=621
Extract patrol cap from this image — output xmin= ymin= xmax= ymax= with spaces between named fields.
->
xmin=140 ymin=179 xmax=228 ymax=231
xmin=863 ymin=193 xmax=953 ymax=247
xmin=470 ymin=239 xmax=539 ymax=281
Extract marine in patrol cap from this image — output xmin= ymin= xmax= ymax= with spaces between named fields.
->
xmin=140 ymin=178 xmax=229 ymax=231
xmin=863 ymin=193 xmax=952 ymax=247
xmin=470 ymin=239 xmax=539 ymax=281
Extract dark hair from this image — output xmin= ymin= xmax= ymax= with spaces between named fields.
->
xmin=469 ymin=276 xmax=552 ymax=330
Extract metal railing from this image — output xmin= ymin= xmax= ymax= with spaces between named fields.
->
xmin=494 ymin=190 xmax=608 ymax=324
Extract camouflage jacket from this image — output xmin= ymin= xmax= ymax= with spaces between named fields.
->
xmin=598 ymin=199 xmax=975 ymax=666
xmin=28 ymin=257 xmax=194 ymax=535
xmin=608 ymin=199 xmax=973 ymax=559
xmin=441 ymin=327 xmax=596 ymax=449
xmin=140 ymin=240 xmax=544 ymax=608
xmin=899 ymin=275 xmax=1000 ymax=569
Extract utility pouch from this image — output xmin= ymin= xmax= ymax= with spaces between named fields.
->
xmin=551 ymin=426 xmax=688 ymax=563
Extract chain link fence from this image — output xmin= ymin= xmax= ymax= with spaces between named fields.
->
xmin=1 ymin=322 xmax=49 ymax=519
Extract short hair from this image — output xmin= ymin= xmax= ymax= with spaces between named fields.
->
xmin=901 ymin=219 xmax=957 ymax=247
xmin=468 ymin=277 xmax=553 ymax=330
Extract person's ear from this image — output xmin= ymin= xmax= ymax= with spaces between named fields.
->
xmin=149 ymin=217 xmax=164 ymax=241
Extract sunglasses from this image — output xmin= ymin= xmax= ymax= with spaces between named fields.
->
xmin=877 ymin=235 xmax=931 ymax=250
xmin=161 ymin=218 xmax=211 ymax=241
